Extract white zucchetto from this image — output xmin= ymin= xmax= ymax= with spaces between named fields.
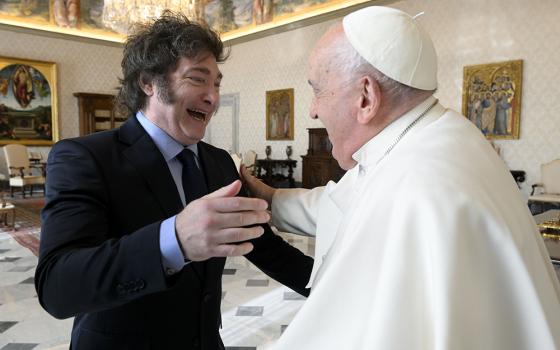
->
xmin=342 ymin=6 xmax=438 ymax=90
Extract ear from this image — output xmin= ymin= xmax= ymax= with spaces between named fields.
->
xmin=356 ymin=76 xmax=380 ymax=125
xmin=138 ymin=73 xmax=155 ymax=97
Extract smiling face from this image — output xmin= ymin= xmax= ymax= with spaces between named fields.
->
xmin=142 ymin=53 xmax=222 ymax=145
xmin=307 ymin=25 xmax=361 ymax=170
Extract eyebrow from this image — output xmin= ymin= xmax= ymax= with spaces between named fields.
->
xmin=186 ymin=67 xmax=223 ymax=80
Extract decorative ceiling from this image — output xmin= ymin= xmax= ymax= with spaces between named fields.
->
xmin=0 ymin=0 xmax=372 ymax=44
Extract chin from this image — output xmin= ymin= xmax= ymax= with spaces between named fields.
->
xmin=332 ymin=152 xmax=356 ymax=171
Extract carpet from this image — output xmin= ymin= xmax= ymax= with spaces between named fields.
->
xmin=0 ymin=197 xmax=43 ymax=256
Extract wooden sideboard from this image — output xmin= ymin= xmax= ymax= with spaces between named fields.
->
xmin=74 ymin=93 xmax=128 ymax=136
xmin=301 ymin=128 xmax=345 ymax=188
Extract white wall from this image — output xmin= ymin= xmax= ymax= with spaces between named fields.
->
xmin=1 ymin=0 xmax=559 ymax=195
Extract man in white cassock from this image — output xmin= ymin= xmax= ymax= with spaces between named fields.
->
xmin=241 ymin=6 xmax=560 ymax=350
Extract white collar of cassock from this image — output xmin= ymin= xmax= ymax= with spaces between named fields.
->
xmin=351 ymin=95 xmax=438 ymax=172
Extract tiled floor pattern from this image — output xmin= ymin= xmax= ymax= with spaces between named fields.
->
xmin=0 ymin=228 xmax=314 ymax=350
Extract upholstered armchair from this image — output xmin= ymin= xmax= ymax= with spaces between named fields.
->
xmin=529 ymin=159 xmax=560 ymax=213
xmin=242 ymin=150 xmax=257 ymax=175
xmin=3 ymin=144 xmax=45 ymax=198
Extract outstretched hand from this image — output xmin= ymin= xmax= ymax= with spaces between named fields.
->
xmin=240 ymin=165 xmax=276 ymax=207
xmin=175 ymin=180 xmax=269 ymax=261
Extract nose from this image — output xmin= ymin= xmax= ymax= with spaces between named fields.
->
xmin=204 ymin=87 xmax=219 ymax=107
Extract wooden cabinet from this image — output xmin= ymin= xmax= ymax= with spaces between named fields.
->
xmin=74 ymin=93 xmax=128 ymax=136
xmin=301 ymin=128 xmax=345 ymax=188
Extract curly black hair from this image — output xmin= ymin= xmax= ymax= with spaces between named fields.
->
xmin=115 ymin=10 xmax=228 ymax=115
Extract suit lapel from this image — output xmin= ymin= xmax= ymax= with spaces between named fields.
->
xmin=197 ymin=142 xmax=228 ymax=193
xmin=119 ymin=119 xmax=183 ymax=216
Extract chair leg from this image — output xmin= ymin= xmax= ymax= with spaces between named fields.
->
xmin=30 ymin=185 xmax=34 ymax=197
xmin=22 ymin=186 xmax=26 ymax=199
xmin=10 ymin=186 xmax=13 ymax=198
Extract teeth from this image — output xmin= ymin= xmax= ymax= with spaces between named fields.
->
xmin=187 ymin=108 xmax=207 ymax=121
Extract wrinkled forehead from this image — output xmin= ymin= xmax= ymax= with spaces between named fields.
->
xmin=307 ymin=24 xmax=345 ymax=82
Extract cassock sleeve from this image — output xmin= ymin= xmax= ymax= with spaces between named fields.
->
xmin=271 ymin=186 xmax=325 ymax=236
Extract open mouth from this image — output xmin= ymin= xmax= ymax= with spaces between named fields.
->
xmin=187 ymin=108 xmax=208 ymax=122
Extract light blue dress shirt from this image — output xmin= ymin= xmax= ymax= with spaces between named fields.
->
xmin=136 ymin=111 xmax=200 ymax=275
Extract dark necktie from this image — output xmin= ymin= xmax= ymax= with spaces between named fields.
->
xmin=176 ymin=148 xmax=208 ymax=205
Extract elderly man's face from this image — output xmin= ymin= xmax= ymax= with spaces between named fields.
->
xmin=307 ymin=26 xmax=359 ymax=170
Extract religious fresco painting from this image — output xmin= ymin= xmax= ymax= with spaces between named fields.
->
xmin=462 ymin=59 xmax=523 ymax=140
xmin=0 ymin=0 xmax=50 ymax=22
xmin=266 ymin=88 xmax=294 ymax=141
xmin=0 ymin=56 xmax=59 ymax=145
xmin=0 ymin=0 xmax=369 ymax=43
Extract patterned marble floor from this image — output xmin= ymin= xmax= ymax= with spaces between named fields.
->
xmin=0 ymin=227 xmax=314 ymax=350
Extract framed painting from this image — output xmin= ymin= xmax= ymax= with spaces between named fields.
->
xmin=266 ymin=88 xmax=294 ymax=141
xmin=461 ymin=59 xmax=523 ymax=140
xmin=0 ymin=56 xmax=58 ymax=145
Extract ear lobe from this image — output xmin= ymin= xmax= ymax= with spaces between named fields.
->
xmin=357 ymin=76 xmax=380 ymax=125
xmin=138 ymin=73 xmax=154 ymax=96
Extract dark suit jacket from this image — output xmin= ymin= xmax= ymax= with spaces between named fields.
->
xmin=35 ymin=117 xmax=313 ymax=350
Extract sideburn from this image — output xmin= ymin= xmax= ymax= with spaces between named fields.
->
xmin=155 ymin=76 xmax=175 ymax=104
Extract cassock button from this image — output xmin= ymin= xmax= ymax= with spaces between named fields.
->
xmin=203 ymin=293 xmax=212 ymax=303
xmin=166 ymin=268 xmax=175 ymax=275
xmin=359 ymin=165 xmax=366 ymax=176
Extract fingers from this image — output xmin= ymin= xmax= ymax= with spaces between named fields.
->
xmin=213 ymin=242 xmax=255 ymax=257
xmin=176 ymin=180 xmax=272 ymax=261
xmin=203 ymin=180 xmax=242 ymax=199
xmin=203 ymin=196 xmax=268 ymax=214
xmin=208 ymin=210 xmax=269 ymax=229
xmin=211 ymin=225 xmax=265 ymax=245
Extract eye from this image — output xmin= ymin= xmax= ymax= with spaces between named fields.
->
xmin=187 ymin=76 xmax=206 ymax=84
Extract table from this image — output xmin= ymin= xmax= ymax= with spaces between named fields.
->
xmin=0 ymin=202 xmax=16 ymax=230
xmin=255 ymin=158 xmax=297 ymax=188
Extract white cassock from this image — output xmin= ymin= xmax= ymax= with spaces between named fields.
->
xmin=271 ymin=96 xmax=560 ymax=350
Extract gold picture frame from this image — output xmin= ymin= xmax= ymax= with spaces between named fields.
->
xmin=461 ymin=59 xmax=523 ymax=140
xmin=266 ymin=88 xmax=294 ymax=141
xmin=0 ymin=56 xmax=59 ymax=145
xmin=0 ymin=0 xmax=372 ymax=45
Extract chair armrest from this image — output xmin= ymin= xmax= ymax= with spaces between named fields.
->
xmin=29 ymin=164 xmax=46 ymax=177
xmin=531 ymin=183 xmax=544 ymax=195
xmin=8 ymin=166 xmax=25 ymax=178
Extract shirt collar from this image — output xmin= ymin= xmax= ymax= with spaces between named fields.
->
xmin=135 ymin=111 xmax=199 ymax=161
xmin=352 ymin=96 xmax=437 ymax=169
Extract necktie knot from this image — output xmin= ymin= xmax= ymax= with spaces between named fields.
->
xmin=177 ymin=148 xmax=208 ymax=205
xmin=176 ymin=148 xmax=198 ymax=169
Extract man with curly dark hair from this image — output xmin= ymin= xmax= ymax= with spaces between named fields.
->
xmin=36 ymin=11 xmax=313 ymax=350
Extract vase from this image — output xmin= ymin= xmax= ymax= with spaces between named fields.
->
xmin=265 ymin=145 xmax=271 ymax=159
xmin=286 ymin=145 xmax=292 ymax=159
